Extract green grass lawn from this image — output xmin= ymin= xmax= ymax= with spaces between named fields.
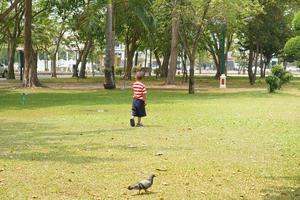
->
xmin=0 ymin=78 xmax=299 ymax=199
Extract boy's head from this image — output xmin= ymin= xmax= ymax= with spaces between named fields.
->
xmin=135 ymin=71 xmax=144 ymax=81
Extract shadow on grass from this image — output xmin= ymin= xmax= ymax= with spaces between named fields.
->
xmin=131 ymin=191 xmax=159 ymax=196
xmin=0 ymin=121 xmax=134 ymax=164
xmin=1 ymin=88 xmax=298 ymax=111
xmin=262 ymin=176 xmax=300 ymax=200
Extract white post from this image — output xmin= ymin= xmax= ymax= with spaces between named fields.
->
xmin=220 ymin=74 xmax=226 ymax=88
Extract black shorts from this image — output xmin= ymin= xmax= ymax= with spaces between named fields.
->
xmin=132 ymin=99 xmax=146 ymax=117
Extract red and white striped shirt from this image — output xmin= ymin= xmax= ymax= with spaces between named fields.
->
xmin=132 ymin=81 xmax=147 ymax=101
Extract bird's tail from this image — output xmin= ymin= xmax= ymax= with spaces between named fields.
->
xmin=127 ymin=185 xmax=133 ymax=190
xmin=128 ymin=183 xmax=139 ymax=190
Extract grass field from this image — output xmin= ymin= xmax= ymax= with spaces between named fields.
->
xmin=0 ymin=77 xmax=299 ymax=199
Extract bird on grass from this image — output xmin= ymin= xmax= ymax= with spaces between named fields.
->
xmin=127 ymin=174 xmax=156 ymax=194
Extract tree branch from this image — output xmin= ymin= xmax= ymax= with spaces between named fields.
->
xmin=0 ymin=0 xmax=21 ymax=22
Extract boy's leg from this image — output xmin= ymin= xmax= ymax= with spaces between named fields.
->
xmin=136 ymin=117 xmax=143 ymax=127
xmin=130 ymin=116 xmax=135 ymax=127
xmin=137 ymin=117 xmax=141 ymax=124
xmin=130 ymin=100 xmax=136 ymax=127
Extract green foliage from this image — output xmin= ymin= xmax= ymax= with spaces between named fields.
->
xmin=266 ymin=75 xmax=280 ymax=93
xmin=284 ymin=36 xmax=300 ymax=62
xmin=293 ymin=10 xmax=300 ymax=34
xmin=266 ymin=65 xmax=293 ymax=93
xmin=115 ymin=66 xmax=123 ymax=76
xmin=280 ymin=71 xmax=293 ymax=86
xmin=271 ymin=64 xmax=285 ymax=78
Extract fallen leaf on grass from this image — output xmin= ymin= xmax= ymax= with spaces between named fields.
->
xmin=201 ymin=191 xmax=207 ymax=195
xmin=162 ymin=182 xmax=169 ymax=186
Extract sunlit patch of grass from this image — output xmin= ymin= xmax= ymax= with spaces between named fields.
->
xmin=0 ymin=80 xmax=299 ymax=199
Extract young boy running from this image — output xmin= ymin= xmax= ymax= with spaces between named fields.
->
xmin=130 ymin=71 xmax=147 ymax=127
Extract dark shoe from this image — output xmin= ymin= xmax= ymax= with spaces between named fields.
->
xmin=136 ymin=123 xmax=144 ymax=127
xmin=130 ymin=118 xmax=135 ymax=127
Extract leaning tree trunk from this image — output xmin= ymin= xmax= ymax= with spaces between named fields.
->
xmin=166 ymin=7 xmax=180 ymax=85
xmin=79 ymin=37 xmax=93 ymax=78
xmin=73 ymin=51 xmax=82 ymax=77
xmin=154 ymin=50 xmax=162 ymax=72
xmin=181 ymin=51 xmax=188 ymax=83
xmin=104 ymin=0 xmax=115 ymax=89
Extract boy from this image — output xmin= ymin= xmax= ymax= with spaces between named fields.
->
xmin=130 ymin=71 xmax=147 ymax=127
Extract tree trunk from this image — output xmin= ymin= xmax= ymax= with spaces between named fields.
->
xmin=23 ymin=0 xmax=33 ymax=87
xmin=144 ymin=49 xmax=147 ymax=68
xmin=134 ymin=52 xmax=138 ymax=66
xmin=247 ymin=39 xmax=255 ymax=85
xmin=111 ymin=21 xmax=116 ymax=83
xmin=263 ymin=57 xmax=271 ymax=77
xmin=126 ymin=50 xmax=135 ymax=80
xmin=189 ymin=57 xmax=195 ymax=94
xmin=166 ymin=7 xmax=180 ymax=85
xmin=260 ymin=53 xmax=263 ymax=78
xmin=30 ymin=49 xmax=41 ymax=86
xmin=253 ymin=44 xmax=259 ymax=82
xmin=44 ymin=53 xmax=49 ymax=71
xmin=73 ymin=51 xmax=82 ymax=77
xmin=7 ymin=40 xmax=16 ymax=79
xmin=213 ymin=53 xmax=221 ymax=79
xmin=149 ymin=50 xmax=152 ymax=76
xmin=79 ymin=37 xmax=93 ymax=78
xmin=104 ymin=1 xmax=115 ymax=89
xmin=51 ymin=54 xmax=57 ymax=78
xmin=154 ymin=50 xmax=162 ymax=69
xmin=161 ymin=50 xmax=170 ymax=78
xmin=181 ymin=50 xmax=188 ymax=83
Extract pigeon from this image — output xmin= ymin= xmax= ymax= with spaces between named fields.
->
xmin=127 ymin=174 xmax=156 ymax=194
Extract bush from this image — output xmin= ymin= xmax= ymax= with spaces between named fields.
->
xmin=266 ymin=75 xmax=280 ymax=93
xmin=271 ymin=65 xmax=284 ymax=78
xmin=115 ymin=67 xmax=123 ymax=76
xmin=266 ymin=65 xmax=293 ymax=93
xmin=280 ymin=71 xmax=293 ymax=87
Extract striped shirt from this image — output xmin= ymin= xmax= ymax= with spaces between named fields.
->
xmin=133 ymin=81 xmax=147 ymax=101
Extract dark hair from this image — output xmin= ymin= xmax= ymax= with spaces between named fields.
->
xmin=135 ymin=71 xmax=144 ymax=81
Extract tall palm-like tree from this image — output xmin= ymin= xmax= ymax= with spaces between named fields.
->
xmin=104 ymin=0 xmax=116 ymax=89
